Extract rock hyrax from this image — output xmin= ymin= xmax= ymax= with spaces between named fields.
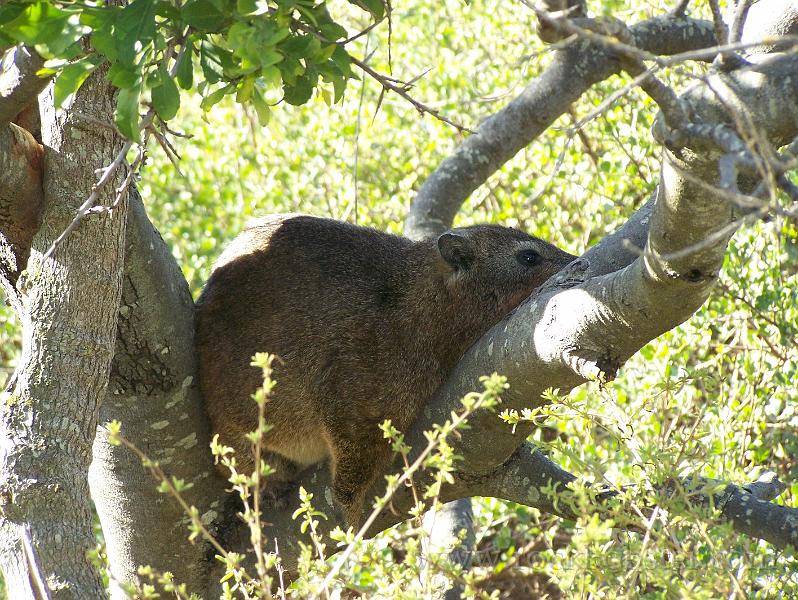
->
xmin=196 ymin=214 xmax=575 ymax=523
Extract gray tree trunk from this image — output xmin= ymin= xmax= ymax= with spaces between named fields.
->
xmin=0 ymin=71 xmax=126 ymax=599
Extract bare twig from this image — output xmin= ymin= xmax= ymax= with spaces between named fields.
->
xmin=40 ymin=133 xmax=137 ymax=261
xmin=341 ymin=18 xmax=383 ymax=45
xmin=21 ymin=524 xmax=52 ymax=600
xmin=349 ymin=54 xmax=472 ymax=133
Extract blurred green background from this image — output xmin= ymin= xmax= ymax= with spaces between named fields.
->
xmin=1 ymin=0 xmax=796 ymax=597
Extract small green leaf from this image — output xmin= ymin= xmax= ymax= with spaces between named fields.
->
xmin=90 ymin=28 xmax=118 ymax=61
xmin=282 ymin=72 xmax=314 ymax=106
xmin=115 ymin=0 xmax=157 ymax=65
xmin=175 ymin=44 xmax=194 ymax=90
xmin=331 ymin=72 xmax=347 ymax=103
xmin=279 ymin=34 xmax=313 ymax=58
xmin=53 ymin=56 xmax=101 ymax=108
xmin=348 ymin=0 xmax=384 ymax=19
xmin=200 ymin=84 xmax=231 ymax=110
xmin=251 ymin=88 xmax=271 ymax=126
xmin=3 ymin=2 xmax=85 ymax=56
xmin=236 ymin=0 xmax=270 ymax=16
xmin=3 ymin=2 xmax=69 ymax=46
xmin=182 ymin=0 xmax=231 ymax=32
xmin=258 ymin=49 xmax=283 ymax=68
xmin=107 ymin=62 xmax=139 ymax=89
xmin=200 ymin=41 xmax=235 ymax=83
xmin=116 ymin=0 xmax=156 ymax=42
xmin=0 ymin=3 xmax=27 ymax=27
xmin=151 ymin=66 xmax=180 ymax=120
xmin=260 ymin=65 xmax=282 ymax=89
xmin=114 ymin=85 xmax=141 ymax=142
xmin=330 ymin=46 xmax=353 ymax=77
xmin=235 ymin=76 xmax=254 ymax=102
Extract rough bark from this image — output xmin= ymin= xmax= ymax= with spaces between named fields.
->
xmin=0 ymin=122 xmax=43 ymax=304
xmin=0 ymin=68 xmax=127 ymax=599
xmin=88 ymin=188 xmax=230 ymax=598
xmin=0 ymin=46 xmax=48 ymax=128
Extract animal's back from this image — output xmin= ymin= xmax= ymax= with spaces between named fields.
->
xmin=196 ymin=214 xmax=415 ymax=470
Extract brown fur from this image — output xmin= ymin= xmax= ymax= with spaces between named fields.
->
xmin=196 ymin=214 xmax=575 ymax=524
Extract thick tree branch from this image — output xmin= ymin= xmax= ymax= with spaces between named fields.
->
xmin=0 ymin=46 xmax=48 ymax=128
xmin=400 ymin=51 xmax=798 ymax=499
xmin=404 ymin=15 xmax=716 ymax=240
xmin=89 ymin=188 xmax=229 ymax=599
xmin=0 ymin=69 xmax=127 ymax=599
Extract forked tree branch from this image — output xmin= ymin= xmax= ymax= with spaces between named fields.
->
xmin=404 ymin=14 xmax=717 ymax=240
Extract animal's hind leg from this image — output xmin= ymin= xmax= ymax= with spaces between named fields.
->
xmin=329 ymin=434 xmax=391 ymax=527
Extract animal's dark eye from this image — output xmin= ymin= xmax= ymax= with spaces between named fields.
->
xmin=516 ymin=249 xmax=543 ymax=267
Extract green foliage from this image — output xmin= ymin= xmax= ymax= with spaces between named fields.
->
xmin=0 ymin=0 xmax=371 ymax=139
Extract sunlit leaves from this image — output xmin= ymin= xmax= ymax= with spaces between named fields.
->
xmin=1 ymin=2 xmax=84 ymax=57
xmin=53 ymin=54 xmax=100 ymax=107
xmin=0 ymin=0 xmax=384 ymax=139
xmin=115 ymin=0 xmax=156 ymax=65
xmin=347 ymin=0 xmax=385 ymax=20
xmin=199 ymin=40 xmax=234 ymax=84
xmin=174 ymin=43 xmax=194 ymax=90
xmin=283 ymin=72 xmax=316 ymax=105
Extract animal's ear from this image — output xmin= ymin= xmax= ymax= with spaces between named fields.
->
xmin=437 ymin=231 xmax=475 ymax=270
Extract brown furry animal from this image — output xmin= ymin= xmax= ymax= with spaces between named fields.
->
xmin=196 ymin=214 xmax=574 ymax=524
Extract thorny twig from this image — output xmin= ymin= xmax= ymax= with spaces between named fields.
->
xmin=523 ymin=2 xmax=687 ymax=129
xmin=293 ymin=17 xmax=471 ymax=133
xmin=348 ymin=55 xmax=472 ymax=133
